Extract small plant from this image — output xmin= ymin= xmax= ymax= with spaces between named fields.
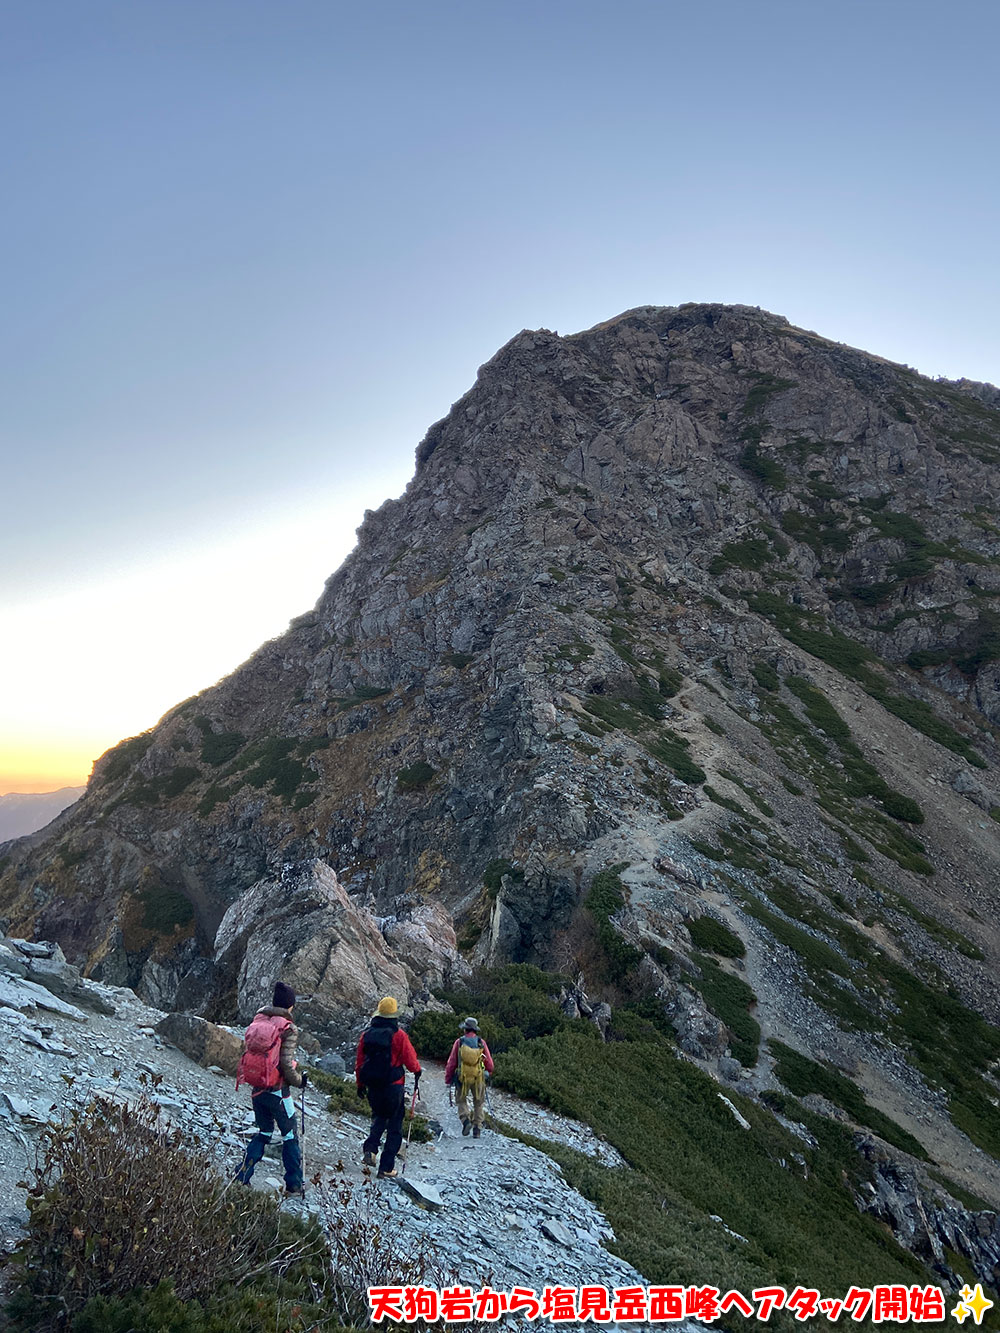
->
xmin=752 ymin=662 xmax=779 ymax=692
xmin=737 ymin=444 xmax=787 ymax=490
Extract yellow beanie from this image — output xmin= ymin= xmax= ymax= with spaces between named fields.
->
xmin=375 ymin=996 xmax=398 ymax=1017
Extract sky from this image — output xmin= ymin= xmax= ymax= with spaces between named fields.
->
xmin=1 ymin=0 xmax=998 ymax=792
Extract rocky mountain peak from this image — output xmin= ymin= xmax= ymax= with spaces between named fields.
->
xmin=3 ymin=309 xmax=1000 ymax=1229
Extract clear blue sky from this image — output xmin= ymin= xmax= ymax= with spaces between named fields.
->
xmin=1 ymin=0 xmax=998 ymax=787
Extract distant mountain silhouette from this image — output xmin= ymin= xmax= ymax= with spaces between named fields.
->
xmin=0 ymin=787 xmax=85 ymax=843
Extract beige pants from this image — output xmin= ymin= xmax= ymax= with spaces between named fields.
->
xmin=456 ymin=1079 xmax=485 ymax=1128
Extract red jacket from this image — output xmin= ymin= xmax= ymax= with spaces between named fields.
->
xmin=445 ymin=1035 xmax=494 ymax=1084
xmin=355 ymin=1021 xmax=421 ymax=1087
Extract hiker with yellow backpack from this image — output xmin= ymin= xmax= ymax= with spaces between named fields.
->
xmin=444 ymin=1017 xmax=494 ymax=1138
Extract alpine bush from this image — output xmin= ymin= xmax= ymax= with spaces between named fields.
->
xmin=687 ymin=915 xmax=746 ymax=958
xmin=6 ymin=1094 xmax=329 ymax=1331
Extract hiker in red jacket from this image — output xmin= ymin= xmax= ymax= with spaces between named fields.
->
xmin=444 ymin=1016 xmax=494 ymax=1138
xmin=355 ymin=995 xmax=421 ymax=1178
xmin=235 ymin=981 xmax=307 ymax=1197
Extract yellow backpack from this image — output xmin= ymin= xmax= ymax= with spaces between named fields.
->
xmin=457 ymin=1035 xmax=485 ymax=1092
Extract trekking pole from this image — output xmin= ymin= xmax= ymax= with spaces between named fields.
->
xmin=299 ymin=1079 xmax=306 ymax=1185
xmin=400 ymin=1076 xmax=420 ymax=1176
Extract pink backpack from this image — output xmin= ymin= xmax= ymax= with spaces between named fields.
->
xmin=236 ymin=1013 xmax=290 ymax=1090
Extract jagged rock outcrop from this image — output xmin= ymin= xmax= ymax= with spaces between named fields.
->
xmin=213 ymin=860 xmax=411 ymax=1046
xmin=855 ymin=1135 xmax=1000 ymax=1285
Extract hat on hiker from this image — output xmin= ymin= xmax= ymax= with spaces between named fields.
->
xmin=273 ymin=981 xmax=296 ymax=1009
xmin=462 ymin=1016 xmax=479 ymax=1031
xmin=375 ymin=996 xmax=399 ymax=1017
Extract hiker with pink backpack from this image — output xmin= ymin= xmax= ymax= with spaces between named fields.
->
xmin=235 ymin=981 xmax=308 ymax=1198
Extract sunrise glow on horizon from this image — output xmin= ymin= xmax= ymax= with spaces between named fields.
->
xmin=0 ymin=477 xmax=410 ymax=796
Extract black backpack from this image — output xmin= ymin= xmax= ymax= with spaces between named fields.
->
xmin=359 ymin=1023 xmax=402 ymax=1089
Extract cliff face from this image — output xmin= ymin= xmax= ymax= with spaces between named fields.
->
xmin=3 ymin=304 xmax=1000 ymax=1073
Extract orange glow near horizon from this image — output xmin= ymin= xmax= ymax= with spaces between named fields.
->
xmin=0 ymin=482 xmax=408 ymax=804
xmin=0 ymin=742 xmax=97 ymax=795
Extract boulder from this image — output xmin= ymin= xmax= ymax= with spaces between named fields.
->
xmin=951 ymin=768 xmax=995 ymax=811
xmin=23 ymin=957 xmax=116 ymax=1016
xmin=382 ymin=901 xmax=468 ymax=993
xmin=313 ymin=1050 xmax=347 ymax=1077
xmin=155 ymin=1012 xmax=243 ymax=1076
xmin=214 ymin=860 xmax=410 ymax=1048
xmin=718 ymin=1056 xmax=744 ymax=1083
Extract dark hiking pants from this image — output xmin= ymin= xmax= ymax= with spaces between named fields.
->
xmin=236 ymin=1089 xmax=302 ymax=1191
xmin=363 ymin=1083 xmax=406 ymax=1173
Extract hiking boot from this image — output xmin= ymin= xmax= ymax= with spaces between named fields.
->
xmin=377 ymin=1168 xmax=398 ymax=1179
xmin=473 ymin=1126 xmax=481 ymax=1138
xmin=462 ymin=1119 xmax=472 ymax=1136
xmin=362 ymin=1150 xmax=378 ymax=1167
xmin=283 ymin=1185 xmax=306 ymax=1199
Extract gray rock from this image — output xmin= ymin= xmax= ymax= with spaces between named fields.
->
xmin=540 ymin=1219 xmax=576 ymax=1246
xmin=314 ymin=1050 xmax=346 ymax=1077
xmin=214 ymin=861 xmax=410 ymax=1047
xmin=718 ymin=1056 xmax=744 ymax=1082
xmin=11 ymin=940 xmax=55 ymax=959
xmin=951 ymin=768 xmax=994 ymax=810
xmin=717 ymin=1094 xmax=751 ymax=1130
xmin=395 ymin=1176 xmax=444 ymax=1211
xmin=0 ymin=975 xmax=87 ymax=1022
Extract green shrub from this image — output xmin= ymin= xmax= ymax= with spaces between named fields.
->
xmin=687 ymin=954 xmax=759 ymax=1065
xmin=586 ymin=866 xmax=643 ymax=984
xmin=879 ymin=790 xmax=924 ymax=824
xmin=482 ymin=858 xmax=520 ymax=894
xmin=336 ymin=685 xmax=392 ymax=709
xmin=139 ymin=883 xmax=194 ymax=933
xmin=396 ymin=761 xmax=436 ymax=790
xmin=197 ymin=784 xmax=232 ymax=817
xmin=737 ymin=445 xmax=787 ymax=490
xmin=710 ymin=536 xmax=773 ymax=574
xmin=752 ymin=662 xmax=780 ymax=691
xmin=645 ymin=731 xmax=706 ymax=784
xmin=495 ymin=1029 xmax=924 ymax=1297
xmin=658 ymin=665 xmax=683 ymax=696
xmin=688 ymin=915 xmax=746 ymax=958
xmin=200 ymin=730 xmax=246 ymax=766
xmin=785 ymin=677 xmax=852 ymax=741
xmin=704 ymin=784 xmax=748 ymax=815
